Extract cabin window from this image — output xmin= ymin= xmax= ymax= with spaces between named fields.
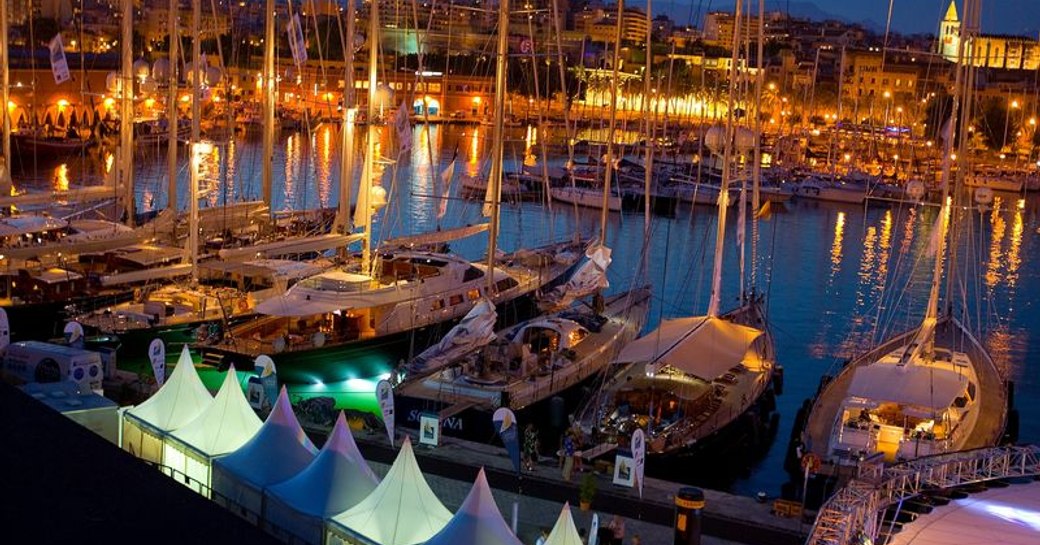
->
xmin=467 ymin=289 xmax=481 ymax=301
xmin=431 ymin=299 xmax=444 ymax=311
xmin=967 ymin=382 xmax=977 ymax=401
xmin=449 ymin=294 xmax=464 ymax=306
xmin=495 ymin=278 xmax=518 ymax=292
xmin=462 ymin=266 xmax=484 ymax=282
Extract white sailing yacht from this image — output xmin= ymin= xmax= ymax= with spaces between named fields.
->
xmin=799 ymin=0 xmax=1007 ymax=475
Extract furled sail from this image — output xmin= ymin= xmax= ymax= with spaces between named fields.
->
xmin=539 ymin=244 xmax=612 ymax=310
xmin=405 ymin=298 xmax=498 ymax=376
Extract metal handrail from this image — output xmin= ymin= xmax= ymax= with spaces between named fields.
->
xmin=806 ymin=444 xmax=1040 ymax=545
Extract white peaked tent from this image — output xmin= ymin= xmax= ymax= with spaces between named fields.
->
xmin=423 ymin=468 xmax=523 ymax=545
xmin=211 ymin=386 xmax=318 ymax=524
xmin=122 ymin=346 xmax=212 ymax=464
xmin=265 ymin=412 xmax=379 ymax=545
xmin=326 ymin=437 xmax=451 ymax=545
xmin=544 ymin=503 xmax=583 ymax=545
xmin=616 ymin=316 xmax=763 ymax=380
xmin=163 ymin=366 xmax=263 ymax=496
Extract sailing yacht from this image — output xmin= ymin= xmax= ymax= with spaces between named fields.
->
xmin=797 ymin=0 xmax=1007 ymax=478
xmin=576 ymin=1 xmax=779 ymax=460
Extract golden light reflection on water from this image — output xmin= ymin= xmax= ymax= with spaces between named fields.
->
xmin=53 ymin=164 xmax=69 ymax=192
xmin=810 ymin=212 xmax=848 ymax=359
xmin=284 ymin=132 xmax=302 ymax=210
xmin=316 ymin=125 xmax=333 ymax=208
xmin=986 ymin=198 xmax=1006 ymax=289
xmin=830 ymin=211 xmax=845 ymax=269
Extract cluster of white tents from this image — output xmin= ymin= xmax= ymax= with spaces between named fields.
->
xmin=120 ymin=346 xmax=588 ymax=545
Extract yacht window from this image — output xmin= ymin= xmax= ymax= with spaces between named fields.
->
xmin=467 ymin=289 xmax=481 ymax=301
xmin=494 ymin=277 xmax=519 ymax=292
xmin=449 ymin=294 xmax=464 ymax=306
xmin=431 ymin=299 xmax=444 ymax=311
xmin=967 ymin=382 xmax=976 ymax=402
xmin=463 ymin=267 xmax=484 ymax=282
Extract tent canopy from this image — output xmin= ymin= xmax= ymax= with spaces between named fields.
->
xmin=544 ymin=504 xmax=583 ymax=545
xmin=615 ymin=315 xmax=762 ymax=380
xmin=126 ymin=346 xmax=212 ymax=432
xmin=212 ymin=387 xmax=317 ymax=489
xmin=267 ymin=412 xmax=378 ymax=517
xmin=849 ymin=362 xmax=967 ymax=411
xmin=330 ymin=437 xmax=451 ymax=545
xmin=168 ymin=365 xmax=262 ymax=458
xmin=424 ymin=468 xmax=522 ymax=545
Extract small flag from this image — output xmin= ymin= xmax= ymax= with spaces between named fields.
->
xmin=49 ymin=34 xmax=71 ymax=85
xmin=493 ymin=407 xmax=522 ymax=475
xmin=148 ymin=339 xmax=166 ymax=387
xmin=376 ymin=379 xmax=395 ymax=446
xmin=254 ymin=355 xmax=278 ymax=411
xmin=286 ymin=14 xmax=308 ymax=66
xmin=394 ymin=101 xmax=412 ymax=152
xmin=438 ymin=144 xmax=459 ymax=219
xmin=755 ymin=201 xmax=773 ymax=220
xmin=589 ymin=513 xmax=600 ymax=545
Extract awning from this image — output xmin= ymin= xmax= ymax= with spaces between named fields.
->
xmin=615 ymin=315 xmax=763 ymax=381
xmin=848 ymin=363 xmax=967 ymax=411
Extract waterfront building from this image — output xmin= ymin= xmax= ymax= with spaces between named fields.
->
xmin=938 ymin=0 xmax=1040 ymax=70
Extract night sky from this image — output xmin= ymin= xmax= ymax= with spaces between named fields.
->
xmin=649 ymin=0 xmax=1040 ymax=37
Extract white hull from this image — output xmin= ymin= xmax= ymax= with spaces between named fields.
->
xmin=551 ymin=186 xmax=622 ymax=211
xmin=966 ymin=175 xmax=1024 ymax=192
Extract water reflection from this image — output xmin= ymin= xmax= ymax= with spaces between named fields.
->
xmin=52 ymin=164 xmax=69 ymax=192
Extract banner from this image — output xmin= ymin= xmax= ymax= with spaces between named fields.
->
xmin=589 ymin=513 xmax=600 ymax=545
xmin=49 ymin=34 xmax=71 ymax=85
xmin=493 ymin=407 xmax=521 ymax=474
xmin=254 ymin=355 xmax=278 ymax=410
xmin=287 ymin=14 xmax=308 ymax=65
xmin=376 ymin=379 xmax=395 ymax=446
xmin=420 ymin=413 xmax=440 ymax=446
xmin=148 ymin=339 xmax=166 ymax=387
xmin=632 ymin=429 xmax=646 ymax=498
xmin=612 ymin=453 xmax=634 ymax=487
xmin=394 ymin=101 xmax=412 ymax=152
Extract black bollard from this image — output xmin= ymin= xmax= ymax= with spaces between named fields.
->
xmin=674 ymin=487 xmax=705 ymax=545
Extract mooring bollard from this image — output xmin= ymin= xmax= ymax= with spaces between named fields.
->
xmin=674 ymin=487 xmax=705 ymax=545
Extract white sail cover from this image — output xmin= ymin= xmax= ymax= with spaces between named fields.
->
xmin=125 ymin=346 xmax=212 ymax=432
xmin=265 ymin=412 xmax=379 ymax=544
xmin=167 ymin=366 xmax=262 ymax=458
xmin=848 ymin=363 xmax=967 ymax=411
xmin=541 ymin=244 xmax=611 ymax=309
xmin=407 ymin=298 xmax=497 ymax=374
xmin=423 ymin=468 xmax=522 ymax=545
xmin=211 ymin=387 xmax=318 ymax=521
xmin=327 ymin=437 xmax=451 ymax=545
xmin=544 ymin=504 xmax=583 ymax=545
xmin=615 ymin=316 xmax=762 ymax=380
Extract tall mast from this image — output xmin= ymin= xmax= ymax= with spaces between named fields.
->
xmin=484 ymin=0 xmax=509 ymax=292
xmin=119 ymin=0 xmax=134 ymax=226
xmin=262 ymin=0 xmax=275 ymax=215
xmin=707 ymin=0 xmax=742 ymax=318
xmin=0 ymin=0 xmax=10 ymax=197
xmin=167 ymin=0 xmax=179 ymax=212
xmin=189 ymin=0 xmax=202 ymax=282
xmin=600 ymin=0 xmax=624 ymax=243
xmin=750 ymin=0 xmax=764 ymax=290
xmin=642 ymin=0 xmax=653 ymax=241
xmin=335 ymin=0 xmax=356 ymax=243
xmin=354 ymin=0 xmax=381 ymax=276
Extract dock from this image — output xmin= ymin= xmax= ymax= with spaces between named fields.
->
xmin=313 ymin=424 xmax=808 ymax=545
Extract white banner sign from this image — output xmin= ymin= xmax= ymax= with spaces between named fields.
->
xmin=612 ymin=454 xmax=634 ymax=487
xmin=632 ymin=429 xmax=646 ymax=498
xmin=589 ymin=513 xmax=600 ymax=545
xmin=49 ymin=34 xmax=71 ymax=85
xmin=286 ymin=15 xmax=308 ymax=65
xmin=148 ymin=339 xmax=166 ymax=387
xmin=419 ymin=413 xmax=440 ymax=446
xmin=376 ymin=379 xmax=395 ymax=446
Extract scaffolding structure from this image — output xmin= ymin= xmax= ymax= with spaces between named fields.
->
xmin=806 ymin=444 xmax=1040 ymax=545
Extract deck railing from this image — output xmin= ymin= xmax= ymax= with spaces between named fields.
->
xmin=805 ymin=444 xmax=1040 ymax=545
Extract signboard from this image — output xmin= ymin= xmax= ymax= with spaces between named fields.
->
xmin=419 ymin=413 xmax=440 ymax=447
xmin=493 ymin=407 xmax=521 ymax=474
xmin=632 ymin=429 xmax=646 ymax=498
xmin=376 ymin=379 xmax=395 ymax=446
xmin=612 ymin=453 xmax=634 ymax=487
xmin=148 ymin=339 xmax=166 ymax=387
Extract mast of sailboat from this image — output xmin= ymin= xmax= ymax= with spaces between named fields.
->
xmin=335 ymin=0 xmax=356 ymax=249
xmin=484 ymin=0 xmax=509 ymax=292
xmin=600 ymin=0 xmax=624 ymax=243
xmin=915 ymin=0 xmax=974 ymax=359
xmin=354 ymin=0 xmax=381 ymax=277
xmin=749 ymin=0 xmax=764 ymax=291
xmin=188 ymin=0 xmax=202 ymax=282
xmin=119 ymin=0 xmax=134 ymax=226
xmin=261 ymin=0 xmax=275 ymax=216
xmin=642 ymin=0 xmax=653 ymax=243
xmin=707 ymin=0 xmax=743 ymax=318
xmin=0 ymin=0 xmax=9 ymax=197
xmin=167 ymin=0 xmax=179 ymax=213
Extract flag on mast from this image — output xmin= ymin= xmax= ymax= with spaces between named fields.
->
xmin=49 ymin=34 xmax=71 ymax=85
xmin=287 ymin=15 xmax=308 ymax=65
xmin=438 ymin=144 xmax=459 ymax=219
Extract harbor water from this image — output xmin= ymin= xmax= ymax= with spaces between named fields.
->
xmin=25 ymin=123 xmax=1040 ymax=498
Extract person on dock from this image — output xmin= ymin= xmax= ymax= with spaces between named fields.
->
xmin=607 ymin=515 xmax=626 ymax=545
xmin=534 ymin=527 xmax=550 ymax=545
xmin=561 ymin=431 xmax=576 ymax=481
xmin=523 ymin=423 xmax=540 ymax=471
